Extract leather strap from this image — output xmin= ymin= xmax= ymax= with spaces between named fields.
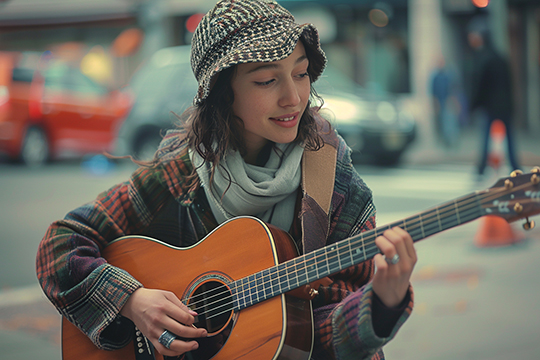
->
xmin=301 ymin=119 xmax=338 ymax=217
xmin=302 ymin=143 xmax=337 ymax=217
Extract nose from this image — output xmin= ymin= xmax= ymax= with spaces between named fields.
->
xmin=278 ymin=78 xmax=301 ymax=108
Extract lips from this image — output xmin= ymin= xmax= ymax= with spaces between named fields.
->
xmin=270 ymin=112 xmax=299 ymax=122
xmin=269 ymin=112 xmax=300 ymax=128
xmin=273 ymin=116 xmax=295 ymax=122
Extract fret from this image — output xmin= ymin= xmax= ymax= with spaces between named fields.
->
xmin=289 ymin=258 xmax=300 ymax=288
xmin=323 ymin=247 xmax=331 ymax=276
xmin=419 ymin=214 xmax=426 ymax=239
xmin=255 ymin=272 xmax=263 ymax=303
xmin=261 ymin=268 xmax=272 ymax=299
xmin=270 ymin=268 xmax=280 ymax=297
xmin=360 ymin=234 xmax=367 ymax=263
xmin=231 ymin=281 xmax=241 ymax=310
xmin=351 ymin=241 xmax=366 ymax=264
xmin=327 ymin=245 xmax=340 ymax=274
xmin=249 ymin=274 xmax=258 ymax=305
xmin=454 ymin=199 xmax=461 ymax=224
xmin=334 ymin=245 xmax=342 ymax=270
xmin=422 ymin=208 xmax=440 ymax=238
xmin=241 ymin=277 xmax=249 ymax=308
xmin=338 ymin=241 xmax=353 ymax=269
xmin=305 ymin=252 xmax=318 ymax=282
xmin=293 ymin=258 xmax=306 ymax=286
xmin=303 ymin=252 xmax=314 ymax=284
xmin=277 ymin=263 xmax=291 ymax=293
xmin=436 ymin=206 xmax=443 ymax=232
xmin=347 ymin=238 xmax=355 ymax=269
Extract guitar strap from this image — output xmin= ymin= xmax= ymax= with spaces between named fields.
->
xmin=302 ymin=139 xmax=337 ymax=217
xmin=300 ymin=116 xmax=339 ymax=256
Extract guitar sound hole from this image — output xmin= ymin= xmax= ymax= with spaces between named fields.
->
xmin=189 ymin=280 xmax=234 ymax=334
xmin=183 ymin=280 xmax=235 ymax=360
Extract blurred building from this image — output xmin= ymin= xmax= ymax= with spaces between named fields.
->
xmin=1 ymin=0 xmax=539 ymax=134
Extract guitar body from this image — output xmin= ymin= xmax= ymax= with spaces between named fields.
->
xmin=61 ymin=217 xmax=313 ymax=360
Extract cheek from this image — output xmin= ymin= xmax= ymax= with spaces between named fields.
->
xmin=300 ymin=82 xmax=311 ymax=103
xmin=233 ymin=94 xmax=254 ymax=121
xmin=233 ymin=89 xmax=270 ymax=120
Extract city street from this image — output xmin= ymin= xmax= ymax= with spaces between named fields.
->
xmin=0 ymin=158 xmax=539 ymax=359
xmin=3 ymin=1 xmax=540 ymax=359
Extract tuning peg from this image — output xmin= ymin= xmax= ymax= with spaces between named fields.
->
xmin=511 ymin=170 xmax=523 ymax=177
xmin=531 ymin=166 xmax=540 ymax=173
xmin=523 ymin=218 xmax=535 ymax=231
xmin=532 ymin=174 xmax=540 ymax=185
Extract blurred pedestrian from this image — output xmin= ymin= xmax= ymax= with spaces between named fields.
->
xmin=36 ymin=0 xmax=416 ymax=359
xmin=429 ymin=56 xmax=460 ymax=148
xmin=467 ymin=16 xmax=520 ymax=176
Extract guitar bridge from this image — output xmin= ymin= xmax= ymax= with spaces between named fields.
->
xmin=134 ymin=327 xmax=156 ymax=360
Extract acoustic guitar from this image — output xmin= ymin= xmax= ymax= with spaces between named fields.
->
xmin=61 ymin=169 xmax=540 ymax=360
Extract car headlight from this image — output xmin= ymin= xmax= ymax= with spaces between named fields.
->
xmin=321 ymin=97 xmax=365 ymax=125
xmin=376 ymin=101 xmax=397 ymax=123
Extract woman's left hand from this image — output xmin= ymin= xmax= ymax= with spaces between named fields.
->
xmin=372 ymin=227 xmax=417 ymax=308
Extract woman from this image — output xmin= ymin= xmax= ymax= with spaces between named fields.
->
xmin=36 ymin=0 xmax=416 ymax=359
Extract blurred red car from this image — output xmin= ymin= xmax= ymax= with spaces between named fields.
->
xmin=0 ymin=51 xmax=133 ymax=166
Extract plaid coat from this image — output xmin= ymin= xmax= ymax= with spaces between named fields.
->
xmin=36 ymin=120 xmax=412 ymax=359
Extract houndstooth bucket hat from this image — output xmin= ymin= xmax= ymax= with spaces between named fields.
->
xmin=191 ymin=0 xmax=327 ymax=104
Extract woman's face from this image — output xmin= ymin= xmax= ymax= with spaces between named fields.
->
xmin=231 ymin=41 xmax=311 ymax=163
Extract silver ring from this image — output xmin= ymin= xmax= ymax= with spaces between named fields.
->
xmin=385 ymin=254 xmax=400 ymax=265
xmin=158 ymin=330 xmax=176 ymax=349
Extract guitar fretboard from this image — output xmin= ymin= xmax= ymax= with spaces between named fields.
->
xmin=231 ymin=190 xmax=486 ymax=311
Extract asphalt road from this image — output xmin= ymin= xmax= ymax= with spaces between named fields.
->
xmin=0 ymin=160 xmax=539 ymax=360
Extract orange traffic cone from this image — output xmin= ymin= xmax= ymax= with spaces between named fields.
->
xmin=474 ymin=215 xmax=524 ymax=247
xmin=487 ymin=119 xmax=506 ymax=173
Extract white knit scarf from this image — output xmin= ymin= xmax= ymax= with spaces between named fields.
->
xmin=190 ymin=142 xmax=304 ymax=231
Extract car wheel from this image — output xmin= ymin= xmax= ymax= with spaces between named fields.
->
xmin=374 ymin=150 xmax=403 ymax=166
xmin=21 ymin=126 xmax=49 ymax=167
xmin=134 ymin=133 xmax=162 ymax=161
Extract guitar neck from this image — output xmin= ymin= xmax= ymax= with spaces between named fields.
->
xmin=232 ymin=190 xmax=486 ymax=311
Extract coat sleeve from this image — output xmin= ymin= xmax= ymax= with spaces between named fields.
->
xmin=35 ymin=166 xmax=171 ymax=350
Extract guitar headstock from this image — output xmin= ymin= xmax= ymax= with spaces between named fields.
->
xmin=481 ymin=167 xmax=540 ymax=229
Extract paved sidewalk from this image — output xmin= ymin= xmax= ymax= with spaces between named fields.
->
xmin=0 ymin=286 xmax=61 ymax=360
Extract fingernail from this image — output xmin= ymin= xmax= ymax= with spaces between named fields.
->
xmin=192 ymin=342 xmax=199 ymax=350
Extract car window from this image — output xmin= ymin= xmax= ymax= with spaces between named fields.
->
xmin=130 ymin=62 xmax=196 ymax=103
xmin=12 ymin=67 xmax=34 ymax=83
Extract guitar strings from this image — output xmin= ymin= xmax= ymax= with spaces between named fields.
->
xmin=184 ymin=187 xmax=501 ymax=316
xmin=184 ymin=183 xmax=530 ymax=320
xmin=193 ymin=188 xmax=537 ymax=322
xmin=187 ymin=199 xmax=481 ymax=321
xmin=183 ymin=187 xmax=498 ymax=315
xmin=183 ymin=191 xmax=483 ymax=310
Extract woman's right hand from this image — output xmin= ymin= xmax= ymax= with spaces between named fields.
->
xmin=120 ymin=288 xmax=208 ymax=357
